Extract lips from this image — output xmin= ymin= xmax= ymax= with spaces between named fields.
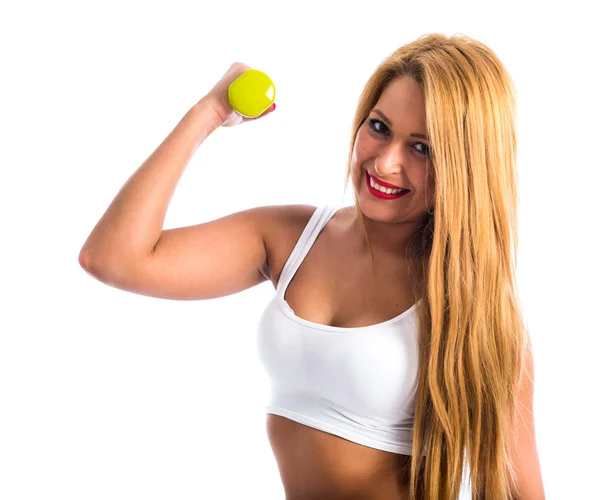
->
xmin=367 ymin=171 xmax=410 ymax=191
xmin=365 ymin=170 xmax=410 ymax=199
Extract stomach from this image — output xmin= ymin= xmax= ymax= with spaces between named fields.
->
xmin=266 ymin=414 xmax=412 ymax=500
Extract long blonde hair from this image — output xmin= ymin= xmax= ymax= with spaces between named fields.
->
xmin=343 ymin=33 xmax=530 ymax=499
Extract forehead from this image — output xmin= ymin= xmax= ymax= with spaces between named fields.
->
xmin=375 ymin=77 xmax=426 ymax=123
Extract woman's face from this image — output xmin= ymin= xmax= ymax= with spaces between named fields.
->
xmin=351 ymin=77 xmax=435 ymax=225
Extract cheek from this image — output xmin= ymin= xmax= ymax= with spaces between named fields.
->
xmin=350 ymin=162 xmax=362 ymax=190
xmin=350 ymin=140 xmax=365 ymax=178
xmin=351 ymin=133 xmax=371 ymax=169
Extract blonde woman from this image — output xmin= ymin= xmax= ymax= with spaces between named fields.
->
xmin=79 ymin=33 xmax=545 ymax=500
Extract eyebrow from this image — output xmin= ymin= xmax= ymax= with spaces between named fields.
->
xmin=372 ymin=109 xmax=429 ymax=141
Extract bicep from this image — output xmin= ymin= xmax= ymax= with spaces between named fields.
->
xmin=88 ymin=206 xmax=276 ymax=301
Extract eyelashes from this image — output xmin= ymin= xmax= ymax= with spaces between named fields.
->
xmin=367 ymin=118 xmax=430 ymax=157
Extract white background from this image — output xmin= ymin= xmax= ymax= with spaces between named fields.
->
xmin=1 ymin=1 xmax=599 ymax=498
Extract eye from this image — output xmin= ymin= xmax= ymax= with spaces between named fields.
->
xmin=368 ymin=118 xmax=389 ymax=136
xmin=413 ymin=142 xmax=430 ymax=156
xmin=367 ymin=118 xmax=430 ymax=157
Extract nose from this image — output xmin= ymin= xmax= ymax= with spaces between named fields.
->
xmin=374 ymin=142 xmax=405 ymax=176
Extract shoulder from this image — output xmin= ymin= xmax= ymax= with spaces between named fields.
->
xmin=259 ymin=204 xmax=353 ymax=247
xmin=256 ymin=204 xmax=319 ymax=284
xmin=259 ymin=203 xmax=319 ymax=248
xmin=255 ymin=204 xmax=318 ymax=235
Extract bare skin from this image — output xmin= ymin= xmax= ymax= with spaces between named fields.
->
xmin=260 ymin=77 xmax=545 ymax=499
xmin=262 ymin=204 xmax=419 ymax=500
xmin=258 ymin=77 xmax=435 ymax=499
xmin=79 ymin=71 xmax=433 ymax=499
xmin=80 ymin=62 xmax=544 ymax=496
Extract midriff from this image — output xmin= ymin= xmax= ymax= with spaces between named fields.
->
xmin=266 ymin=414 xmax=411 ymax=500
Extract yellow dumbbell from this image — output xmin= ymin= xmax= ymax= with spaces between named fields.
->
xmin=227 ymin=69 xmax=276 ymax=118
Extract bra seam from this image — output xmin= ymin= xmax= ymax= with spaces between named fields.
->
xmin=277 ymin=296 xmax=419 ymax=332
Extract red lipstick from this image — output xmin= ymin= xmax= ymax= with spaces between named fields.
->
xmin=366 ymin=171 xmax=410 ymax=200
xmin=369 ymin=173 xmax=408 ymax=190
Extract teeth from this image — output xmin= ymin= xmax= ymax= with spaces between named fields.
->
xmin=369 ymin=175 xmax=406 ymax=194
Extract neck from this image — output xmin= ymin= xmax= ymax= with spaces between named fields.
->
xmin=344 ymin=206 xmax=424 ymax=262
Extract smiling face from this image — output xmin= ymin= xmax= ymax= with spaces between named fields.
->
xmin=351 ymin=77 xmax=435 ymax=227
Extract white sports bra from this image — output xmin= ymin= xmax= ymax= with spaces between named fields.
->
xmin=256 ymin=205 xmax=425 ymax=455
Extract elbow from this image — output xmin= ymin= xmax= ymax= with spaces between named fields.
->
xmin=78 ymin=247 xmax=109 ymax=278
xmin=78 ymin=248 xmax=92 ymax=271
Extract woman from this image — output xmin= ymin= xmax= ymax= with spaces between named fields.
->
xmin=79 ymin=33 xmax=545 ymax=500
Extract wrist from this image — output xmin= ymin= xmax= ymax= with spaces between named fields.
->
xmin=193 ymin=96 xmax=227 ymax=128
xmin=180 ymin=98 xmax=225 ymax=152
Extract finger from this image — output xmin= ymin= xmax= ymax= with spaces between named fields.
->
xmin=250 ymin=103 xmax=276 ymax=120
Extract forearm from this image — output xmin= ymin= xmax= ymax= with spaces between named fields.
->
xmin=79 ymin=97 xmax=222 ymax=269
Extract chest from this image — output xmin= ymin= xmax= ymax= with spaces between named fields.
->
xmin=270 ymin=230 xmax=416 ymax=329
